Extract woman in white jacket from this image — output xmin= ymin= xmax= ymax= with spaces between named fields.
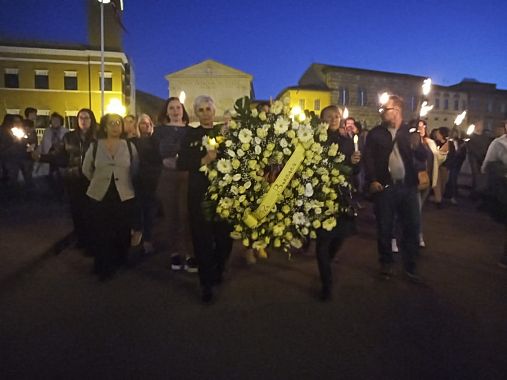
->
xmin=82 ymin=113 xmax=139 ymax=280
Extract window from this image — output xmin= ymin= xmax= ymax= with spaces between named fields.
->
xmin=339 ymin=87 xmax=349 ymax=106
xmin=299 ymin=99 xmax=305 ymax=110
xmin=34 ymin=69 xmax=49 ymax=89
xmin=501 ymin=103 xmax=506 ymax=113
xmin=435 ymin=98 xmax=440 ymax=109
xmin=462 ymin=100 xmax=467 ymax=110
xmin=65 ymin=111 xmax=79 ymax=130
xmin=444 ymin=99 xmax=449 ymax=110
xmin=357 ymin=88 xmax=367 ymax=106
xmin=4 ymin=68 xmax=19 ymax=88
xmin=454 ymin=99 xmax=459 ymax=110
xmin=410 ymin=96 xmax=417 ymax=112
xmin=487 ymin=100 xmax=493 ymax=113
xmin=64 ymin=71 xmax=78 ymax=90
xmin=314 ymin=99 xmax=320 ymax=111
xmin=99 ymin=72 xmax=112 ymax=91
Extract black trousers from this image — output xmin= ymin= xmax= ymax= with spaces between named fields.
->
xmin=89 ymin=184 xmax=133 ymax=276
xmin=65 ymin=177 xmax=90 ymax=247
xmin=188 ymin=199 xmax=232 ymax=290
xmin=316 ymin=217 xmax=354 ymax=289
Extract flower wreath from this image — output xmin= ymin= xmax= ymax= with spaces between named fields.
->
xmin=204 ymin=97 xmax=352 ymax=253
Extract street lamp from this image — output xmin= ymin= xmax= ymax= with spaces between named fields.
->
xmin=96 ymin=0 xmax=124 ymax=116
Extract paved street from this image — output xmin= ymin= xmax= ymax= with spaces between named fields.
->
xmin=1 ymin=182 xmax=506 ymax=379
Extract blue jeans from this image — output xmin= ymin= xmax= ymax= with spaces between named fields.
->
xmin=372 ymin=184 xmax=420 ymax=273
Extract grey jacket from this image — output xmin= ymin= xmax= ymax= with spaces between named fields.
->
xmin=82 ymin=139 xmax=139 ymax=201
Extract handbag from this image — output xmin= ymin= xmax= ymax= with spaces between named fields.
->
xmin=417 ymin=170 xmax=430 ymax=191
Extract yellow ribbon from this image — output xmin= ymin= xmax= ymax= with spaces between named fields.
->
xmin=243 ymin=144 xmax=306 ymax=228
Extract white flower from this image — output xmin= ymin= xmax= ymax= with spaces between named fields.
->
xmin=251 ymin=108 xmax=258 ymax=117
xmin=283 ymin=97 xmax=291 ymax=105
xmin=244 ymin=181 xmax=252 ymax=189
xmin=292 ymin=212 xmax=306 ymax=225
xmin=216 ymin=159 xmax=232 ymax=174
xmin=227 ymin=149 xmax=236 ymax=158
xmin=259 ymin=112 xmax=267 ymax=121
xmin=274 ymin=117 xmax=290 ymax=135
xmin=232 ymin=173 xmax=242 ymax=181
xmin=271 ymin=101 xmax=283 ymax=115
xmin=296 ymin=199 xmax=303 ymax=207
xmin=297 ymin=125 xmax=313 ymax=143
xmin=254 ymin=137 xmax=262 ymax=145
xmin=238 ymin=128 xmax=253 ymax=144
xmin=283 ymin=148 xmax=292 ymax=156
xmin=255 ymin=145 xmax=262 ymax=155
xmin=304 ymin=183 xmax=314 ymax=197
xmin=280 ymin=138 xmax=288 ymax=148
xmin=237 ymin=149 xmax=245 ymax=157
xmin=225 ymin=140 xmax=233 ymax=147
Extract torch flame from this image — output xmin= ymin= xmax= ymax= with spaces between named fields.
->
xmin=11 ymin=127 xmax=27 ymax=139
xmin=379 ymin=92 xmax=389 ymax=106
xmin=419 ymin=101 xmax=434 ymax=117
xmin=466 ymin=124 xmax=475 ymax=136
xmin=353 ymin=135 xmax=358 ymax=144
xmin=343 ymin=107 xmax=349 ymax=119
xmin=422 ymin=78 xmax=432 ymax=96
xmin=454 ymin=110 xmax=467 ymax=126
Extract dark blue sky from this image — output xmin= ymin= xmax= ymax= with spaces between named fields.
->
xmin=1 ymin=0 xmax=506 ymax=100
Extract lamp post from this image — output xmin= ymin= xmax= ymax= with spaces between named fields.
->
xmin=97 ymin=0 xmax=111 ymax=117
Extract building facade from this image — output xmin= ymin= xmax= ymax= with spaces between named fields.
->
xmin=0 ymin=0 xmax=134 ymax=130
xmin=165 ymin=59 xmax=253 ymax=122
xmin=288 ymin=63 xmax=507 ymax=133
xmin=0 ymin=43 xmax=133 ymax=129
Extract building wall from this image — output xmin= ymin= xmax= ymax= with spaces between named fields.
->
xmin=277 ymin=89 xmax=331 ymax=115
xmin=0 ymin=45 xmax=132 ymax=127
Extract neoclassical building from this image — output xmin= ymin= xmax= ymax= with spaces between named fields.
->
xmin=165 ymin=59 xmax=253 ymax=122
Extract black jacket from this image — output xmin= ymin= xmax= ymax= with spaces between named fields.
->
xmin=41 ymin=130 xmax=94 ymax=180
xmin=363 ymin=122 xmax=426 ymax=187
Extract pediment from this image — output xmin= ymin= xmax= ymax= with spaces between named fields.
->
xmin=165 ymin=59 xmax=252 ymax=80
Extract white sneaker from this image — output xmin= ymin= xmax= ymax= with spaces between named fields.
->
xmin=391 ymin=238 xmax=399 ymax=253
xmin=419 ymin=234 xmax=426 ymax=248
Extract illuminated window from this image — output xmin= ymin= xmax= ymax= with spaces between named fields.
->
xmin=444 ymin=99 xmax=449 ymax=110
xmin=34 ymin=69 xmax=49 ymax=89
xmin=314 ymin=99 xmax=320 ymax=111
xmin=299 ymin=99 xmax=305 ymax=109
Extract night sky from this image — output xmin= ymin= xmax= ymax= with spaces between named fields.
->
xmin=1 ymin=0 xmax=506 ymax=100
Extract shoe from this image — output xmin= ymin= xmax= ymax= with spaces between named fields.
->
xmin=380 ymin=263 xmax=394 ymax=278
xmin=391 ymin=238 xmax=399 ymax=253
xmin=184 ymin=257 xmax=198 ymax=273
xmin=404 ymin=270 xmax=424 ymax=284
xmin=142 ymin=241 xmax=154 ymax=254
xmin=450 ymin=197 xmax=458 ymax=205
xmin=319 ymin=286 xmax=331 ymax=301
xmin=419 ymin=234 xmax=426 ymax=248
xmin=130 ymin=229 xmax=143 ymax=247
xmin=244 ymin=249 xmax=257 ymax=265
xmin=170 ymin=254 xmax=184 ymax=271
xmin=201 ymin=288 xmax=213 ymax=304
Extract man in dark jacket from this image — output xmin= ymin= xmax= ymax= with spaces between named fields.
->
xmin=363 ymin=95 xmax=427 ymax=282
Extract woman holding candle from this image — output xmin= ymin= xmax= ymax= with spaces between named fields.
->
xmin=153 ymin=97 xmax=197 ymax=272
xmin=178 ymin=95 xmax=233 ymax=303
xmin=36 ymin=108 xmax=98 ymax=250
xmin=315 ymin=105 xmax=361 ymax=300
xmin=433 ymin=127 xmax=450 ymax=208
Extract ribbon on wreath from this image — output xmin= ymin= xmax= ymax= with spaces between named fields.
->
xmin=243 ymin=144 xmax=306 ymax=228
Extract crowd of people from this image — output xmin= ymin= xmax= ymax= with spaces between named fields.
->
xmin=0 ymin=94 xmax=506 ymax=303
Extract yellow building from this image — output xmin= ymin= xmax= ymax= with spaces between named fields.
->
xmin=276 ymin=86 xmax=331 ymax=115
xmin=0 ymin=42 xmax=134 ymax=130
